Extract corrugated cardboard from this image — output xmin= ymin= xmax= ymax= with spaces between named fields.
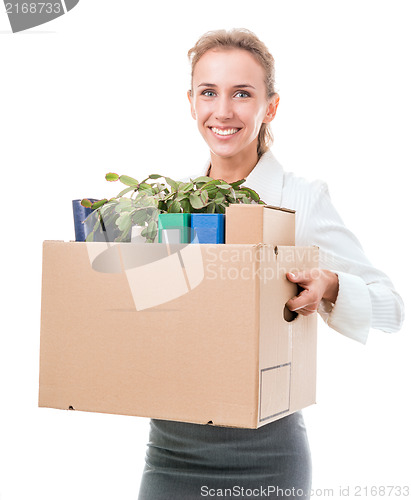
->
xmin=225 ymin=204 xmax=295 ymax=245
xmin=38 ymin=240 xmax=318 ymax=428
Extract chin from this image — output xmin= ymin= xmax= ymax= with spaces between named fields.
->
xmin=210 ymin=148 xmax=239 ymax=160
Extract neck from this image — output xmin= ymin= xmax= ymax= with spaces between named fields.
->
xmin=208 ymin=144 xmax=260 ymax=183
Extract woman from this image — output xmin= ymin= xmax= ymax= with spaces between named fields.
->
xmin=137 ymin=28 xmax=404 ymax=500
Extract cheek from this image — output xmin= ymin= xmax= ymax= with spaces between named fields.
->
xmin=246 ymin=109 xmax=264 ymax=132
xmin=242 ymin=102 xmax=265 ymax=124
xmin=195 ymin=101 xmax=213 ymax=122
xmin=251 ymin=105 xmax=269 ymax=131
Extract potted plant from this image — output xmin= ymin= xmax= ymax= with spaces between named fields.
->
xmin=81 ymin=173 xmax=266 ymax=244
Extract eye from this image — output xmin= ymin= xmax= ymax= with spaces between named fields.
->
xmin=235 ymin=91 xmax=251 ymax=98
xmin=201 ymin=90 xmax=216 ymax=97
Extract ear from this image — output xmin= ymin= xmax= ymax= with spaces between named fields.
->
xmin=187 ymin=90 xmax=196 ymax=120
xmin=263 ymin=93 xmax=280 ymax=124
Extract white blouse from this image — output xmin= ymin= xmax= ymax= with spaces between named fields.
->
xmin=183 ymin=150 xmax=404 ymax=344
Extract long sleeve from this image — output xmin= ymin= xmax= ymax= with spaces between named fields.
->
xmin=302 ymin=181 xmax=404 ymax=344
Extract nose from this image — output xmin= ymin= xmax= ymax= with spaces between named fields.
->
xmin=215 ymin=94 xmax=234 ymax=121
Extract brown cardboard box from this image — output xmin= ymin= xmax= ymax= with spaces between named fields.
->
xmin=38 ymin=240 xmax=318 ymax=428
xmin=225 ymin=204 xmax=295 ymax=245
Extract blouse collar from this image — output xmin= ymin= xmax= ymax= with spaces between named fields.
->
xmin=196 ymin=150 xmax=284 ymax=206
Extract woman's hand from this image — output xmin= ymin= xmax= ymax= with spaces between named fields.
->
xmin=285 ymin=270 xmax=339 ymax=316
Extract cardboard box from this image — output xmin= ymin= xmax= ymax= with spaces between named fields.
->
xmin=38 ymin=239 xmax=318 ymax=428
xmin=225 ymin=204 xmax=295 ymax=245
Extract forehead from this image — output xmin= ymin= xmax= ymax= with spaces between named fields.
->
xmin=193 ymin=48 xmax=265 ymax=87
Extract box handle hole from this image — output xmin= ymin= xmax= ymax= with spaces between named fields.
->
xmin=283 ymin=305 xmax=298 ymax=323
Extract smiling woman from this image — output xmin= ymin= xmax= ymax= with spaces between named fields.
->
xmin=136 ymin=28 xmax=404 ymax=500
xmin=187 ymin=36 xmax=279 ymax=183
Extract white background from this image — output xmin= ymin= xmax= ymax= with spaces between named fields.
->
xmin=0 ymin=1 xmax=409 ymax=499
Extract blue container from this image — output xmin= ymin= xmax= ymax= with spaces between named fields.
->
xmin=72 ymin=199 xmax=98 ymax=242
xmin=190 ymin=214 xmax=225 ymax=244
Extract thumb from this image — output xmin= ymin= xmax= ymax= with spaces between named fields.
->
xmin=286 ymin=272 xmax=299 ymax=282
xmin=286 ymin=271 xmax=312 ymax=285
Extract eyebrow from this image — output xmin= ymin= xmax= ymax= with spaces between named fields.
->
xmin=197 ymin=83 xmax=256 ymax=89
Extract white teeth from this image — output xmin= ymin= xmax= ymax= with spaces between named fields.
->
xmin=211 ymin=127 xmax=240 ymax=136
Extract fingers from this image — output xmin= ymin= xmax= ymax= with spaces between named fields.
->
xmin=286 ymin=270 xmax=319 ymax=285
xmin=293 ymin=304 xmax=318 ymax=316
xmin=286 ymin=285 xmax=320 ymax=316
xmin=286 ymin=296 xmax=319 ymax=314
xmin=285 ymin=302 xmax=318 ymax=316
xmin=285 ymin=270 xmax=324 ymax=316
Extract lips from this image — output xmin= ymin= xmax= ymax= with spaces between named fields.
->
xmin=209 ymin=127 xmax=241 ymax=137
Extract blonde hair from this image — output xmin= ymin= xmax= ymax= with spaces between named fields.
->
xmin=187 ymin=28 xmax=277 ymax=158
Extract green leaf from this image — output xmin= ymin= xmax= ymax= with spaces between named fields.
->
xmin=114 ymin=198 xmax=133 ymax=213
xmin=101 ymin=197 xmax=118 ymax=207
xmin=116 ymin=213 xmax=132 ymax=231
xmin=189 ymin=192 xmax=206 ymax=209
xmin=165 ymin=177 xmax=178 ymax=190
xmin=169 ymin=200 xmax=182 ymax=213
xmin=116 ymin=185 xmax=137 ymax=197
xmin=180 ymin=199 xmax=191 ymax=212
xmin=138 ymin=182 xmax=155 ymax=194
xmin=175 ymin=192 xmax=189 ymax=201
xmin=91 ymin=198 xmax=108 ymax=209
xmin=81 ymin=198 xmax=93 ymax=208
xmin=213 ymin=192 xmax=225 ymax=204
xmin=199 ymin=190 xmax=208 ymax=204
xmin=189 ymin=193 xmax=202 ymax=209
xmin=163 ymin=191 xmax=175 ymax=201
xmin=216 ymin=182 xmax=232 ymax=190
xmin=147 ymin=174 xmax=163 ymax=179
xmin=193 ymin=175 xmax=213 ymax=184
xmin=230 ymin=178 xmax=246 ymax=188
xmin=146 ymin=220 xmax=158 ymax=239
xmin=105 ymin=172 xmax=119 ymax=182
xmin=132 ymin=209 xmax=149 ymax=226
xmin=242 ymin=186 xmax=260 ymax=202
xmin=179 ymin=181 xmax=194 ymax=193
xmin=119 ymin=175 xmax=139 ymax=186
xmin=202 ymin=179 xmax=220 ymax=197
xmin=144 ymin=197 xmax=159 ymax=208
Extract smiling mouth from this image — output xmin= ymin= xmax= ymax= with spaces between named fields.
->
xmin=210 ymin=127 xmax=241 ymax=136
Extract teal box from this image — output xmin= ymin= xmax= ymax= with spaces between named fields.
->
xmin=191 ymin=214 xmax=225 ymax=244
xmin=158 ymin=213 xmax=191 ymax=243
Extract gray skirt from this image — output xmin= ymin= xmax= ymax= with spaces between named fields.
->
xmin=137 ymin=411 xmax=312 ymax=500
